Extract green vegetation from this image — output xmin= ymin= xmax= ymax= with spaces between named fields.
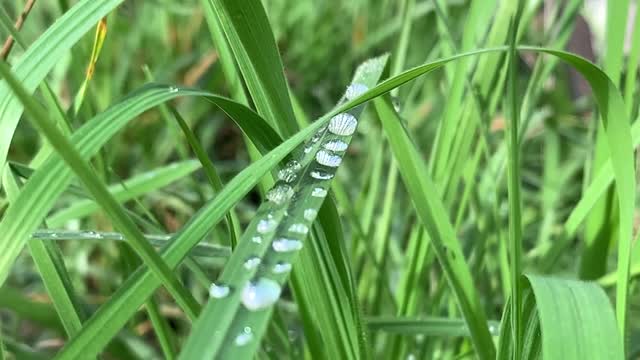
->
xmin=0 ymin=0 xmax=638 ymax=359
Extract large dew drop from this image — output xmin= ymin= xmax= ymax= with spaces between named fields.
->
xmin=311 ymin=187 xmax=327 ymax=197
xmin=328 ymin=113 xmax=357 ymax=136
xmin=209 ymin=282 xmax=231 ymax=299
xmin=323 ymin=139 xmax=349 ymax=152
xmin=234 ymin=327 xmax=253 ymax=346
xmin=266 ymin=184 xmax=294 ymax=205
xmin=241 ymin=278 xmax=282 ymax=311
xmin=310 ymin=170 xmax=334 ymax=180
xmin=345 ymin=83 xmax=368 ymax=100
xmin=315 ymin=150 xmax=342 ymax=167
xmin=257 ymin=218 xmax=277 ymax=234
xmin=272 ymin=238 xmax=303 ymax=252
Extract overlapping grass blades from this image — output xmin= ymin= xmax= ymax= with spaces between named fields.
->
xmin=0 ymin=0 xmax=125 ymax=172
xmin=496 ymin=275 xmax=623 ymax=360
xmin=179 ymin=55 xmax=388 ymax=359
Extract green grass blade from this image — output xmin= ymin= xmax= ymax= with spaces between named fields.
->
xmin=367 ymin=316 xmax=500 ymax=337
xmin=55 ymin=108 xmax=330 ymax=360
xmin=204 ymin=0 xmax=297 ymax=136
xmin=0 ymin=59 xmax=202 ymax=320
xmin=374 ymin=96 xmax=495 ymax=359
xmin=178 ymin=55 xmax=388 ymax=360
xmin=48 ymin=160 xmax=201 ymax=227
xmin=0 ymin=0 xmax=125 ymax=172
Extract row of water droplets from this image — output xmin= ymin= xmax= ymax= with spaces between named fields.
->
xmin=208 ymin=82 xmax=368 ymax=347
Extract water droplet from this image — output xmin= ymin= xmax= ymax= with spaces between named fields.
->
xmin=266 ymin=184 xmax=294 ymax=205
xmin=303 ymin=208 xmax=317 ymax=220
xmin=252 ymin=236 xmax=262 ymax=244
xmin=311 ymin=187 xmax=327 ymax=197
xmin=168 ymin=86 xmax=179 ymax=93
xmin=84 ymin=231 xmax=101 ymax=239
xmin=234 ymin=326 xmax=253 ymax=346
xmin=328 ymin=113 xmax=358 ymax=136
xmin=310 ymin=170 xmax=334 ymax=180
xmin=278 ymin=168 xmax=297 ymax=183
xmin=244 ymin=256 xmax=261 ymax=270
xmin=304 ymin=145 xmax=313 ymax=154
xmin=288 ymin=223 xmax=309 ymax=234
xmin=345 ymin=83 xmax=368 ymax=100
xmin=323 ymin=139 xmax=349 ymax=152
xmin=272 ymin=238 xmax=303 ymax=252
xmin=209 ymin=283 xmax=231 ymax=299
xmin=315 ymin=150 xmax=342 ymax=167
xmin=273 ymin=262 xmax=292 ymax=274
xmin=311 ymin=132 xmax=322 ymax=143
xmin=241 ymin=278 xmax=281 ymax=310
xmin=257 ymin=218 xmax=277 ymax=234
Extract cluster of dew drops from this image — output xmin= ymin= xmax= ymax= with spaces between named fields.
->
xmin=207 ymin=82 xmax=369 ymax=347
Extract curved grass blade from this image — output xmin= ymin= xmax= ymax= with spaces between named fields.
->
xmin=204 ymin=0 xmax=297 ymax=136
xmin=498 ymin=275 xmax=622 ymax=359
xmin=178 ymin=54 xmax=388 ymax=360
xmin=0 ymin=59 xmax=202 ymax=320
xmin=374 ymin=96 xmax=495 ymax=359
xmin=47 ymin=160 xmax=201 ymax=227
xmin=55 ymin=107 xmax=330 ymax=360
xmin=0 ymin=0 xmax=125 ymax=172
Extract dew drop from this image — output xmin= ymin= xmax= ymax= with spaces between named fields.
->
xmin=310 ymin=170 xmax=334 ymax=180
xmin=209 ymin=283 xmax=231 ymax=299
xmin=311 ymin=132 xmax=322 ymax=143
xmin=278 ymin=168 xmax=297 ymax=183
xmin=311 ymin=187 xmax=327 ymax=197
xmin=304 ymin=145 xmax=313 ymax=154
xmin=168 ymin=86 xmax=179 ymax=93
xmin=315 ymin=150 xmax=342 ymax=167
xmin=257 ymin=218 xmax=277 ymax=234
xmin=288 ymin=223 xmax=309 ymax=235
xmin=266 ymin=184 xmax=294 ymax=205
xmin=345 ymin=83 xmax=369 ymax=100
xmin=241 ymin=278 xmax=281 ymax=310
xmin=272 ymin=238 xmax=303 ymax=252
xmin=234 ymin=326 xmax=253 ymax=346
xmin=303 ymin=208 xmax=318 ymax=220
xmin=84 ymin=231 xmax=101 ymax=239
xmin=251 ymin=236 xmax=262 ymax=244
xmin=328 ymin=113 xmax=358 ymax=136
xmin=243 ymin=256 xmax=261 ymax=270
xmin=273 ymin=262 xmax=292 ymax=274
xmin=323 ymin=139 xmax=349 ymax=152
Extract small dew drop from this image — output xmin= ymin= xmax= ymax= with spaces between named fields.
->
xmin=209 ymin=283 xmax=231 ymax=299
xmin=304 ymin=145 xmax=313 ymax=154
xmin=345 ymin=83 xmax=369 ymax=100
xmin=311 ymin=187 xmax=327 ymax=197
xmin=234 ymin=327 xmax=253 ymax=346
xmin=266 ymin=184 xmax=294 ymax=205
xmin=273 ymin=262 xmax=292 ymax=274
xmin=243 ymin=256 xmax=262 ymax=270
xmin=84 ymin=231 xmax=101 ymax=239
xmin=251 ymin=236 xmax=262 ymax=244
xmin=241 ymin=278 xmax=282 ymax=310
xmin=278 ymin=168 xmax=297 ymax=183
xmin=168 ymin=86 xmax=179 ymax=93
xmin=328 ymin=113 xmax=357 ymax=136
xmin=288 ymin=223 xmax=309 ymax=235
xmin=272 ymin=238 xmax=303 ymax=252
xmin=303 ymin=208 xmax=318 ymax=221
xmin=315 ymin=150 xmax=342 ymax=167
xmin=257 ymin=218 xmax=277 ymax=234
xmin=323 ymin=139 xmax=349 ymax=152
xmin=310 ymin=170 xmax=334 ymax=180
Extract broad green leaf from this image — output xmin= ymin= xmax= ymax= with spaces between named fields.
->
xmin=497 ymin=275 xmax=623 ymax=360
